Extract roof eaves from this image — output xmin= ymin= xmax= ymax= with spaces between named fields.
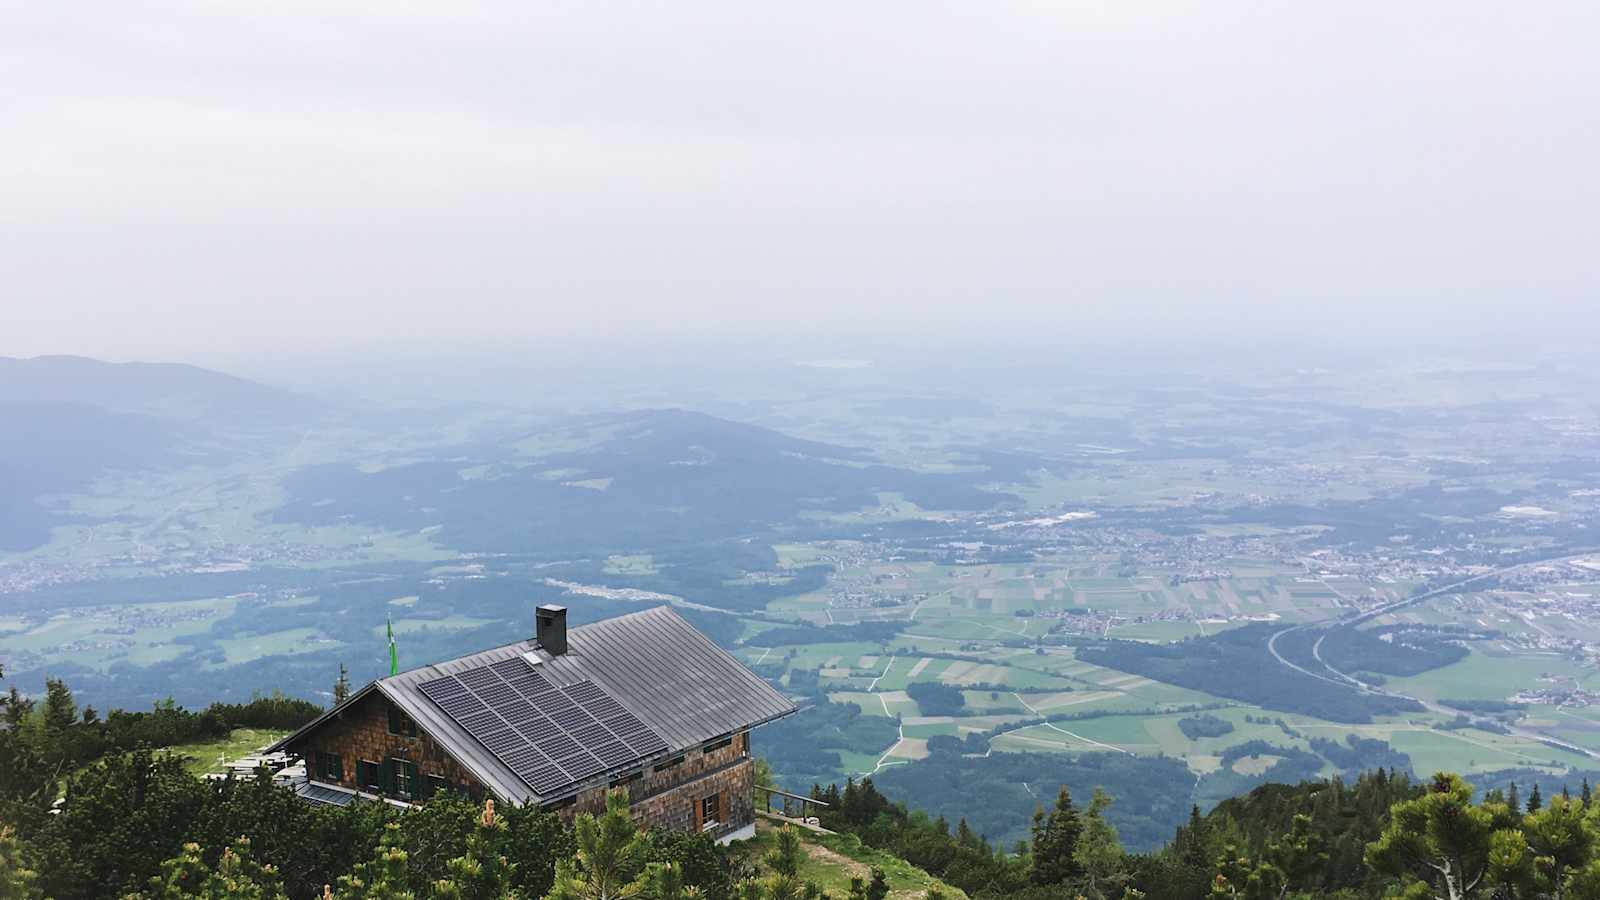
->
xmin=264 ymin=682 xmax=380 ymax=754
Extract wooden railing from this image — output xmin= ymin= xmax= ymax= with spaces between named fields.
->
xmin=755 ymin=785 xmax=829 ymax=820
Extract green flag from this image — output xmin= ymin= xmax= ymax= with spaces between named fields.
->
xmin=387 ymin=615 xmax=398 ymax=676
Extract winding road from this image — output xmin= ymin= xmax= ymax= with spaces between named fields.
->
xmin=1266 ymin=551 xmax=1600 ymax=762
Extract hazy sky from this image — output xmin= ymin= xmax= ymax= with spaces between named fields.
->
xmin=3 ymin=1 xmax=1596 ymax=362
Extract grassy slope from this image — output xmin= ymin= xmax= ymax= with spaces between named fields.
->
xmin=736 ymin=819 xmax=966 ymax=899
xmin=167 ymin=728 xmax=291 ymax=778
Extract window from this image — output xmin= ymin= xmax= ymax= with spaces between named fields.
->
xmin=357 ymin=760 xmax=383 ymax=793
xmin=700 ymin=793 xmax=722 ymax=827
xmin=387 ymin=707 xmax=417 ymax=738
xmin=610 ymin=771 xmax=642 ymax=788
xmin=702 ymin=736 xmax=734 ymax=755
xmin=654 ymin=755 xmax=685 ymax=774
xmin=391 ymin=759 xmax=419 ymax=800
xmin=426 ymin=775 xmax=452 ymax=799
xmin=315 ymin=751 xmax=343 ymax=782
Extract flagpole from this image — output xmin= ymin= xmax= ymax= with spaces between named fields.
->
xmin=387 ymin=614 xmax=398 ymax=677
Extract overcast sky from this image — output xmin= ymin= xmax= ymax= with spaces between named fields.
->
xmin=3 ymin=1 xmax=1596 ymax=363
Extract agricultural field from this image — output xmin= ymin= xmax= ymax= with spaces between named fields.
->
xmin=747 ymin=548 xmax=1600 ymax=799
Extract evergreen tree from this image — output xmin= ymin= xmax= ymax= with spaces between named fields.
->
xmin=1508 ymin=782 xmax=1522 ymax=818
xmin=547 ymin=791 xmax=648 ymax=900
xmin=1518 ymin=793 xmax=1592 ymax=897
xmin=0 ymin=826 xmax=39 ymax=900
xmin=138 ymin=838 xmax=288 ymax=900
xmin=1365 ymin=773 xmax=1518 ymax=900
xmin=760 ymin=827 xmax=819 ymax=900
xmin=433 ymin=800 xmax=517 ymax=900
xmin=1179 ymin=805 xmax=1210 ymax=872
xmin=635 ymin=862 xmax=702 ymax=900
xmin=1584 ymin=779 xmax=1592 ymax=808
xmin=1528 ymin=783 xmax=1544 ymax=814
xmin=1029 ymin=786 xmax=1081 ymax=885
xmin=334 ymin=665 xmax=352 ymax=705
xmin=1075 ymin=787 xmax=1128 ymax=900
xmin=335 ymin=824 xmax=416 ymax=900
xmin=844 ymin=868 xmax=888 ymax=900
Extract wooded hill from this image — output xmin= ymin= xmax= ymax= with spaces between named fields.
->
xmin=9 ymin=673 xmax=1600 ymax=899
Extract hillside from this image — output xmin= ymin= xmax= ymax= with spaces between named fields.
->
xmin=0 ymin=356 xmax=321 ymax=552
xmin=7 ymin=672 xmax=1600 ymax=900
xmin=271 ymin=408 xmax=1019 ymax=556
xmin=0 ymin=355 xmax=319 ymax=423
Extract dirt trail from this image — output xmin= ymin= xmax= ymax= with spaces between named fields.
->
xmin=804 ymin=844 xmax=941 ymax=899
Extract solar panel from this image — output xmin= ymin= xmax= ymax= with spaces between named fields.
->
xmin=459 ymin=708 xmax=505 ymax=733
xmin=624 ymin=732 xmax=668 ymax=756
xmin=535 ymin=732 xmax=579 ymax=758
xmin=458 ymin=667 xmax=501 ymax=691
xmin=420 ymin=677 xmax=468 ymax=700
xmin=564 ymin=681 xmax=604 ymax=703
xmin=586 ymin=696 xmax=627 ymax=721
xmin=592 ymin=741 xmax=634 ymax=767
xmin=417 ymin=658 xmax=670 ymax=797
xmin=489 ymin=658 xmax=531 ymax=679
xmin=550 ymin=705 xmax=595 ymax=731
xmin=515 ymin=715 xmax=558 ymax=741
xmin=524 ymin=765 xmax=568 ymax=794
xmin=571 ymin=722 xmax=611 ymax=747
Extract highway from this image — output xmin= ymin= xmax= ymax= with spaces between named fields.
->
xmin=1266 ymin=551 xmax=1600 ymax=763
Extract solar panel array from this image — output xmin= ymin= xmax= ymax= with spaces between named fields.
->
xmin=418 ymin=657 xmax=669 ymax=795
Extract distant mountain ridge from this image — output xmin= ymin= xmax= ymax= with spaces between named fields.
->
xmin=0 ymin=355 xmax=320 ymax=552
xmin=274 ymin=407 xmax=1014 ymax=556
xmin=0 ymin=355 xmax=319 ymax=422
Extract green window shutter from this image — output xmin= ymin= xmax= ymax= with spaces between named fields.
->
xmin=380 ymin=760 xmax=395 ymax=795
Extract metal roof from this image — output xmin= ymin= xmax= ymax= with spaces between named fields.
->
xmin=295 ymin=781 xmax=358 ymax=807
xmin=271 ymin=605 xmax=795 ymax=806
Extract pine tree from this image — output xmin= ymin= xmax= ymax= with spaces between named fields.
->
xmin=333 ymin=665 xmax=351 ymax=705
xmin=845 ymin=869 xmax=888 ymax=900
xmin=1528 ymin=783 xmax=1544 ymax=814
xmin=0 ymin=826 xmax=39 ymax=900
xmin=547 ymin=790 xmax=648 ymax=900
xmin=1179 ymin=805 xmax=1210 ymax=872
xmin=1366 ymin=773 xmax=1518 ymax=900
xmin=1074 ymin=787 xmax=1127 ymax=900
xmin=433 ymin=799 xmax=518 ymax=900
xmin=139 ymin=838 xmax=288 ymax=900
xmin=1583 ymin=779 xmax=1592 ymax=808
xmin=1509 ymin=782 xmax=1522 ymax=817
xmin=761 ymin=826 xmax=819 ymax=900
xmin=335 ymin=823 xmax=416 ymax=900
xmin=1030 ymin=786 xmax=1082 ymax=885
xmin=1519 ymin=794 xmax=1593 ymax=895
xmin=636 ymin=862 xmax=702 ymax=900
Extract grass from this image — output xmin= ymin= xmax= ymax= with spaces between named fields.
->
xmin=211 ymin=628 xmax=335 ymax=667
xmin=370 ymin=616 xmax=494 ymax=638
xmin=738 ymin=820 xmax=966 ymax=899
xmin=1386 ymin=650 xmax=1589 ymax=702
xmin=166 ymin=728 xmax=292 ymax=778
xmin=0 ymin=597 xmax=238 ymax=672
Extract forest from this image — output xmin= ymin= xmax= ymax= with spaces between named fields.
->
xmin=14 ymin=670 xmax=1600 ymax=898
xmin=1075 ymin=625 xmax=1425 ymax=723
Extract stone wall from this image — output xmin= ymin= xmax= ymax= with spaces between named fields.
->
xmin=564 ymin=731 xmax=755 ymax=838
xmin=629 ymin=757 xmax=754 ymax=840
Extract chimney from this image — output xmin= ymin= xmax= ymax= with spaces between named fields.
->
xmin=535 ymin=604 xmax=568 ymax=656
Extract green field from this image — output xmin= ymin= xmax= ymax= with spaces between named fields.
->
xmin=168 ymin=728 xmax=292 ymax=778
